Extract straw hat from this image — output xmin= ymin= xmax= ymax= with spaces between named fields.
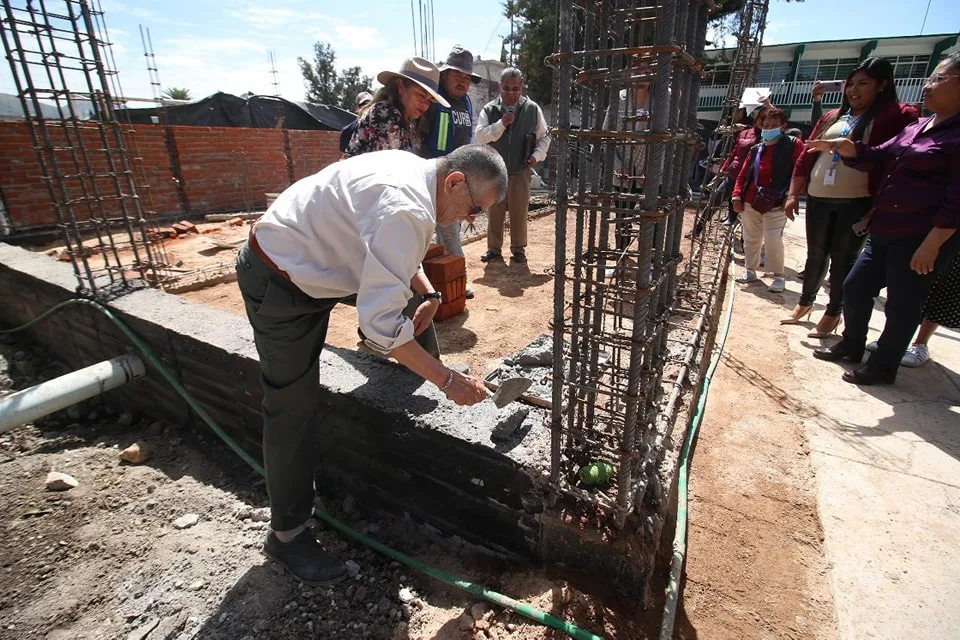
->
xmin=377 ymin=57 xmax=450 ymax=108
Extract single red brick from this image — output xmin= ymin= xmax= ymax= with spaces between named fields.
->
xmin=425 ymin=243 xmax=444 ymax=260
xmin=438 ymin=275 xmax=466 ymax=303
xmin=424 ymin=254 xmax=466 ymax=285
xmin=434 ymin=295 xmax=466 ymax=321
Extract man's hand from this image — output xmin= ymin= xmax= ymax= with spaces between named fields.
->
xmin=412 ymin=298 xmax=440 ymax=335
xmin=811 ymin=80 xmax=824 ymax=103
xmin=732 ymin=198 xmax=744 ymax=214
xmin=442 ymin=371 xmax=487 ymax=406
xmin=526 ymin=156 xmax=537 ymax=168
xmin=910 ymin=240 xmax=941 ymax=275
xmin=501 ymin=110 xmax=515 ymax=127
xmin=784 ymin=196 xmax=799 ymax=220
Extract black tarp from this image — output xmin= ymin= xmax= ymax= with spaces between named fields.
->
xmin=115 ymin=92 xmax=355 ymax=131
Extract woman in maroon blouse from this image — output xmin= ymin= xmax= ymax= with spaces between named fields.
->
xmin=807 ymin=53 xmax=960 ymax=386
xmin=782 ymin=58 xmax=918 ymax=335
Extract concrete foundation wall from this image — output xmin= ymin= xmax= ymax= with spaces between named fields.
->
xmin=0 ymin=244 xmax=661 ymax=598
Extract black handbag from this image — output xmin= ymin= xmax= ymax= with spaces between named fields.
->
xmin=751 ymin=185 xmax=785 ymax=213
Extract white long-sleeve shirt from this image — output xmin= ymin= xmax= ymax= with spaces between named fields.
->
xmin=474 ymin=97 xmax=552 ymax=163
xmin=254 ymin=150 xmax=436 ymax=353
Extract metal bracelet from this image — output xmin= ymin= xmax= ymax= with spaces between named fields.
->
xmin=438 ymin=369 xmax=454 ymax=393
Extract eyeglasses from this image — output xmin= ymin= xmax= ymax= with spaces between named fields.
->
xmin=926 ymin=72 xmax=960 ymax=85
xmin=464 ymin=178 xmax=483 ymax=217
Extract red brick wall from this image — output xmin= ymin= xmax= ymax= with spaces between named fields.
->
xmin=0 ymin=121 xmax=341 ymax=231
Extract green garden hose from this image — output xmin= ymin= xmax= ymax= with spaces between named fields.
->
xmin=2 ymin=297 xmax=603 ymax=640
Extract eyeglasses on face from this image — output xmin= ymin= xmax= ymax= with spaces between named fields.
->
xmin=464 ymin=178 xmax=483 ymax=216
xmin=926 ymin=72 xmax=960 ymax=85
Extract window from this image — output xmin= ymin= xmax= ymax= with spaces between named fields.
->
xmin=796 ymin=60 xmax=819 ymax=82
xmin=704 ymin=61 xmax=732 ymax=86
xmin=891 ymin=55 xmax=929 ymax=79
xmin=755 ymin=61 xmax=792 ymax=84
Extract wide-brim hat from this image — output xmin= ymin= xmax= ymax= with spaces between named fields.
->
xmin=377 ymin=57 xmax=450 ymax=108
xmin=439 ymin=46 xmax=482 ymax=84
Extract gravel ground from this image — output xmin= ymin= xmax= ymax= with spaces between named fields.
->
xmin=0 ymin=332 xmax=653 ymax=640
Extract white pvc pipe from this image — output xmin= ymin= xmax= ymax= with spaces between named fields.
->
xmin=0 ymin=354 xmax=146 ymax=433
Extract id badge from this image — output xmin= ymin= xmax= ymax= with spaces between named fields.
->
xmin=824 ymin=165 xmax=837 ymax=186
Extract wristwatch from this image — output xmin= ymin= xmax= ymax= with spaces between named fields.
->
xmin=423 ymin=291 xmax=442 ymax=302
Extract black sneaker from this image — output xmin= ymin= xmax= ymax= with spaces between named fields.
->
xmin=480 ymin=250 xmax=502 ymax=262
xmin=511 ymin=252 xmax=527 ymax=264
xmin=263 ymin=529 xmax=347 ymax=587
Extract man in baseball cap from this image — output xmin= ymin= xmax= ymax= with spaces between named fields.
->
xmin=418 ymin=46 xmax=483 ymax=298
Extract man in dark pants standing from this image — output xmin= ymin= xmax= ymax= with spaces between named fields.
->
xmin=235 ymin=146 xmax=506 ymax=585
xmin=475 ymin=67 xmax=552 ymax=264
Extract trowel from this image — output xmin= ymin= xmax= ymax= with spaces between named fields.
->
xmin=486 ymin=376 xmax=533 ymax=409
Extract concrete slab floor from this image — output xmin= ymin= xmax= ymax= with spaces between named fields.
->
xmin=779 ymin=220 xmax=960 ymax=640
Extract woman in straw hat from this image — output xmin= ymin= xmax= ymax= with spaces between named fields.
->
xmin=343 ymin=57 xmax=450 ymax=158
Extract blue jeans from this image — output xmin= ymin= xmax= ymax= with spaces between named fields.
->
xmin=841 ymin=232 xmax=960 ymax=377
xmin=436 ymin=221 xmax=464 ymax=258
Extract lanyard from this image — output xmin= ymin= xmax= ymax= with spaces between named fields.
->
xmin=753 ymin=144 xmax=763 ymax=188
xmin=833 ymin=112 xmax=862 ymax=162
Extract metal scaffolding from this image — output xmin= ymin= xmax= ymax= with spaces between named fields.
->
xmin=687 ymin=0 xmax=769 ymax=274
xmin=1 ymin=0 xmax=172 ymax=298
xmin=550 ymin=0 xmax=712 ymax=526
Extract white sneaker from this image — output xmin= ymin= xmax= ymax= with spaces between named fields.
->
xmin=900 ymin=344 xmax=930 ymax=368
xmin=768 ymin=277 xmax=785 ymax=293
xmin=735 ymin=269 xmax=758 ymax=283
xmin=866 ymin=340 xmax=879 ymax=352
xmin=465 ymin=282 xmax=475 ymax=299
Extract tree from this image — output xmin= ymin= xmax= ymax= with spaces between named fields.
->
xmin=502 ymin=1 xmax=520 ymax=66
xmin=513 ymin=0 xmax=555 ymax=105
xmin=298 ymin=41 xmax=373 ymax=110
xmin=338 ymin=66 xmax=370 ymax=111
xmin=500 ymin=38 xmax=508 ymax=64
xmin=298 ymin=42 xmax=341 ymax=106
xmin=162 ymin=87 xmax=190 ymax=100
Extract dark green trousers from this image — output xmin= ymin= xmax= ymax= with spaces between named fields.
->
xmin=235 ymin=242 xmax=437 ymax=531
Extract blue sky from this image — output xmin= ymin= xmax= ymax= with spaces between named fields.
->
xmin=1 ymin=0 xmax=958 ymax=104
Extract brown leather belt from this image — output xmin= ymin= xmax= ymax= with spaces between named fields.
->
xmin=248 ymin=225 xmax=291 ymax=282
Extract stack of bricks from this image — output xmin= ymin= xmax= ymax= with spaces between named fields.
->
xmin=423 ymin=243 xmax=467 ymax=321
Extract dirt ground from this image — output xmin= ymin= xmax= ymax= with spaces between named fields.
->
xmin=675 ymin=250 xmax=835 ymax=639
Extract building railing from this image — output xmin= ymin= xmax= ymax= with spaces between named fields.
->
xmin=698 ymin=77 xmax=927 ymax=112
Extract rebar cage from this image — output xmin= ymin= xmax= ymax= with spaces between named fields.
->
xmin=549 ymin=0 xmax=712 ymax=525
xmin=687 ymin=0 xmax=768 ymax=271
xmin=1 ymin=0 xmax=173 ymax=298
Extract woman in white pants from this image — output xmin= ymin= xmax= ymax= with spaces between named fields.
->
xmin=731 ymin=109 xmax=806 ymax=292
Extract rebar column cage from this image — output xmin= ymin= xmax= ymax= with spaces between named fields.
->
xmin=1 ymin=0 xmax=172 ymax=298
xmin=687 ymin=0 xmax=769 ymax=282
xmin=550 ymin=0 xmax=711 ymax=525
